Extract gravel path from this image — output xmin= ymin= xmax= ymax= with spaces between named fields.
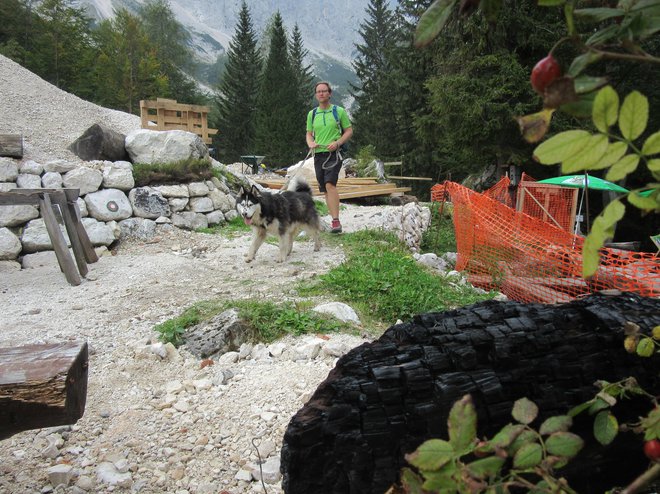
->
xmin=0 ymin=53 xmax=403 ymax=494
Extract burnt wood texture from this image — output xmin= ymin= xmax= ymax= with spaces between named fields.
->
xmin=281 ymin=293 xmax=660 ymax=494
xmin=0 ymin=342 xmax=89 ymax=440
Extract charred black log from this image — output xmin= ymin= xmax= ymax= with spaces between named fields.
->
xmin=281 ymin=293 xmax=660 ymax=494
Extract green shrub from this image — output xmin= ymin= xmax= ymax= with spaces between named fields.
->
xmin=133 ymin=158 xmax=213 ymax=186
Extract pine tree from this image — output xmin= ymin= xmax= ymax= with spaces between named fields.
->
xmin=215 ymin=1 xmax=262 ymax=163
xmin=138 ymin=0 xmax=205 ymax=104
xmin=254 ymin=12 xmax=300 ymax=167
xmin=92 ymin=9 xmax=168 ymax=114
xmin=350 ymin=0 xmax=399 ymax=159
xmin=29 ymin=0 xmax=93 ymax=92
xmin=289 ymin=23 xmax=314 ymax=158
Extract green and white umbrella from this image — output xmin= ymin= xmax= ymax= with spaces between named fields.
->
xmin=538 ymin=175 xmax=629 ymax=193
xmin=537 ymin=174 xmax=629 ymax=235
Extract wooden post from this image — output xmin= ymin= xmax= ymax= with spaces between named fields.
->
xmin=0 ymin=341 xmax=89 ymax=440
xmin=0 ymin=134 xmax=23 ymax=158
xmin=39 ymin=193 xmax=81 ymax=286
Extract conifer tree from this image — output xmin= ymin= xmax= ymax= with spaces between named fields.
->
xmin=254 ymin=12 xmax=300 ymax=167
xmin=351 ymin=0 xmax=398 ymax=158
xmin=92 ymin=9 xmax=167 ymax=114
xmin=215 ymin=1 xmax=262 ymax=163
xmin=289 ymin=23 xmax=314 ymax=146
xmin=138 ymin=0 xmax=204 ymax=104
xmin=30 ymin=0 xmax=93 ymax=92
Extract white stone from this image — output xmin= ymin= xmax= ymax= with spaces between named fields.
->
xmin=43 ymin=160 xmax=77 ymax=173
xmin=156 ymin=185 xmax=189 ymax=198
xmin=47 ymin=464 xmax=75 ymax=487
xmin=16 ymin=173 xmax=42 ymax=188
xmin=102 ymin=166 xmax=134 ymax=190
xmin=81 ymin=217 xmax=115 ymax=246
xmin=0 ymin=204 xmax=39 ymax=228
xmin=312 ymin=302 xmax=361 ymax=325
xmin=19 ymin=160 xmax=44 ymax=175
xmin=41 ymin=171 xmax=63 ymax=188
xmin=0 ymin=159 xmax=18 ymax=181
xmin=21 ymin=218 xmax=70 ymax=253
xmin=85 ymin=188 xmax=132 ymax=221
xmin=188 ymin=182 xmax=209 ymax=197
xmin=125 ymin=129 xmax=209 ymax=164
xmin=96 ymin=462 xmax=132 ymax=487
xmin=0 ymin=227 xmax=21 ymax=260
xmin=63 ymin=166 xmax=103 ymax=195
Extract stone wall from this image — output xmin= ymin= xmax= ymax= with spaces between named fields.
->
xmin=0 ymin=157 xmax=237 ymax=271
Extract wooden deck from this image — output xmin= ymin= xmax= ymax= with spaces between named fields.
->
xmin=255 ymin=177 xmax=412 ymax=199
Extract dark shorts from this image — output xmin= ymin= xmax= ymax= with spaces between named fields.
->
xmin=314 ymin=151 xmax=343 ymax=193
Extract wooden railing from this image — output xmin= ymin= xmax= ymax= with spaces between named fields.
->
xmin=139 ymin=98 xmax=218 ymax=144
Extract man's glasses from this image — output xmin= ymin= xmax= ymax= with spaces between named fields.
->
xmin=316 ymin=90 xmax=330 ymax=94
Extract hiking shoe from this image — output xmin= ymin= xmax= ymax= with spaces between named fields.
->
xmin=330 ymin=219 xmax=342 ymax=234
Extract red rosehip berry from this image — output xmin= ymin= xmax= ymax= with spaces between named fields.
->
xmin=644 ymin=439 xmax=660 ymax=461
xmin=530 ymin=54 xmax=562 ymax=95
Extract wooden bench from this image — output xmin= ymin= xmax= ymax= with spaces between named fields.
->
xmin=0 ymin=341 xmax=89 ymax=440
xmin=0 ymin=188 xmax=99 ymax=285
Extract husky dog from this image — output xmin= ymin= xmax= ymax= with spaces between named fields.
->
xmin=236 ymin=177 xmax=321 ymax=263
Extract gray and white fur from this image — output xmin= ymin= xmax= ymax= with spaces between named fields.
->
xmin=236 ymin=176 xmax=321 ymax=263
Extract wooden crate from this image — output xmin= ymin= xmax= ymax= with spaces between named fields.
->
xmin=140 ymin=98 xmax=218 ymax=144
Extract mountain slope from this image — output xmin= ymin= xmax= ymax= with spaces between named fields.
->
xmin=76 ymin=0 xmax=376 ymax=105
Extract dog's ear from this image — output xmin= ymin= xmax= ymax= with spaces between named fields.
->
xmin=251 ymin=185 xmax=262 ymax=198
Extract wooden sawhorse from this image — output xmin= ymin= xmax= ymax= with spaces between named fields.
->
xmin=0 ymin=188 xmax=99 ymax=285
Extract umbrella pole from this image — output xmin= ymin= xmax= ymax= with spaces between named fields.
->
xmin=584 ymin=172 xmax=591 ymax=233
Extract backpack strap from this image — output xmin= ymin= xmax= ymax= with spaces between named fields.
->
xmin=331 ymin=105 xmax=343 ymax=133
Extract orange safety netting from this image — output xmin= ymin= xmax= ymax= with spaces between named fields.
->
xmin=431 ymin=180 xmax=659 ymax=304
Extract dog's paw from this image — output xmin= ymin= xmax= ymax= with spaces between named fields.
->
xmin=244 ymin=256 xmax=254 ymax=263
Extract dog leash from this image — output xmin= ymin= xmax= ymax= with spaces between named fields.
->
xmin=306 ymin=147 xmax=343 ymax=170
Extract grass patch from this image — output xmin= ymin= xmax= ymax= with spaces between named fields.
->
xmin=420 ymin=201 xmax=456 ymax=254
xmin=155 ymin=299 xmax=351 ymax=346
xmin=196 ymin=216 xmax=250 ymax=236
xmin=300 ymin=229 xmax=492 ymax=328
xmin=133 ymin=158 xmax=213 ymax=186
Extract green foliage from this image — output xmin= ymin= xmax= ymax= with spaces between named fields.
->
xmin=155 ymin=305 xmax=204 ymax=346
xmin=254 ymin=12 xmax=303 ymax=167
xmin=420 ymin=202 xmax=457 ymax=254
xmin=197 ymin=216 xmax=250 ymax=237
xmin=289 ymin=23 xmax=315 ymax=150
xmin=92 ymin=9 xmax=168 ymax=114
xmin=154 ymin=299 xmax=349 ymax=346
xmin=215 ymin=1 xmax=262 ymax=163
xmin=302 ymin=229 xmax=491 ymax=325
xmin=132 ymin=158 xmax=213 ymax=186
xmin=423 ymin=51 xmax=538 ymax=179
xmin=404 ymin=394 xmax=586 ymax=493
xmin=352 ymin=144 xmax=380 ymax=177
xmin=350 ymin=0 xmax=400 ymax=158
xmin=533 ymin=85 xmax=659 ymax=276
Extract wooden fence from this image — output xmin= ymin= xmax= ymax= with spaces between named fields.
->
xmin=139 ymin=98 xmax=218 ymax=144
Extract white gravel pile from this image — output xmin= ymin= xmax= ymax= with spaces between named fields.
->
xmin=0 ymin=54 xmax=142 ymax=163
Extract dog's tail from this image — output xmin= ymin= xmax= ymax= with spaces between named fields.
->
xmin=286 ymin=175 xmax=312 ymax=195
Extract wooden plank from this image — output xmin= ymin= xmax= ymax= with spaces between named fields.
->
xmin=50 ymin=192 xmax=88 ymax=277
xmin=502 ymin=275 xmax=573 ymax=304
xmin=338 ymin=186 xmax=411 ymax=199
xmin=39 ymin=193 xmax=81 ymax=286
xmin=0 ymin=134 xmax=23 ymax=158
xmin=388 ymin=176 xmax=433 ymax=181
xmin=66 ymin=199 xmax=98 ymax=264
xmin=0 ymin=341 xmax=88 ymax=440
